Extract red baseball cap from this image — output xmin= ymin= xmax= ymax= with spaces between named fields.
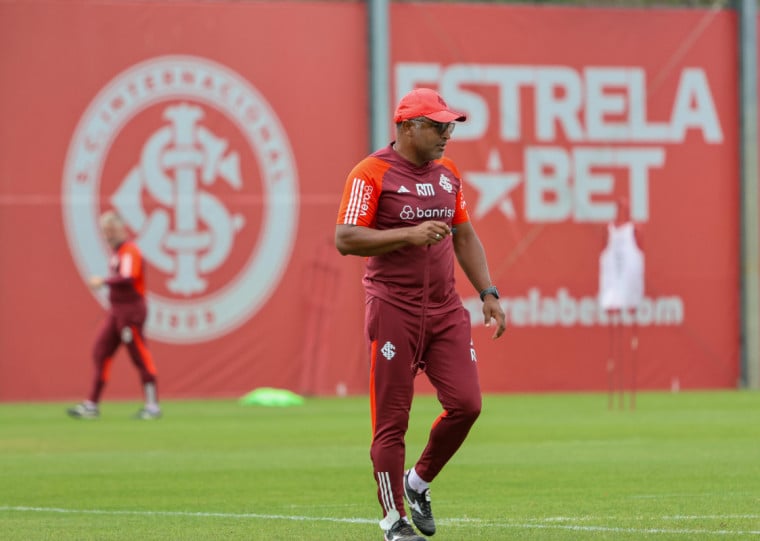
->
xmin=393 ymin=88 xmax=467 ymax=124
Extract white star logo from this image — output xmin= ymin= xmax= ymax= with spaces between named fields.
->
xmin=464 ymin=148 xmax=522 ymax=220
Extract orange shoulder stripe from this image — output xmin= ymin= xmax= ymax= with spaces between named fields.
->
xmin=336 ymin=157 xmax=392 ymax=227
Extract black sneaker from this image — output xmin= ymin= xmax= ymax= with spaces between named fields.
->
xmin=66 ymin=402 xmax=99 ymax=419
xmin=384 ymin=517 xmax=427 ymax=541
xmin=404 ymin=470 xmax=435 ymax=536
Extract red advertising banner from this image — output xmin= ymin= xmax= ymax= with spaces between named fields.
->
xmin=0 ymin=2 xmax=741 ymax=402
xmin=393 ymin=4 xmax=740 ymax=392
xmin=0 ymin=0 xmax=369 ymax=401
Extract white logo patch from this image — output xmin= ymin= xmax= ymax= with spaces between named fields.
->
xmin=400 ymin=205 xmax=415 ymax=220
xmin=121 ymin=327 xmax=134 ymax=344
xmin=439 ymin=174 xmax=453 ymax=193
xmin=62 ymin=55 xmax=299 ymax=344
xmin=380 ymin=341 xmax=396 ymax=360
xmin=416 ymin=183 xmax=435 ymax=196
xmin=397 ymin=185 xmax=410 ymax=193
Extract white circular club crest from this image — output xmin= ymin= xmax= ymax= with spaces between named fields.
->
xmin=62 ymin=55 xmax=299 ymax=344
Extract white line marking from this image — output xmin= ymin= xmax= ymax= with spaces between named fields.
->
xmin=0 ymin=506 xmax=375 ymax=524
xmin=529 ymin=515 xmax=760 ymax=522
xmin=504 ymin=523 xmax=760 ymax=536
xmin=663 ymin=515 xmax=760 ymax=520
xmin=631 ymin=492 xmax=758 ymax=500
xmin=1 ymin=506 xmax=758 ymax=536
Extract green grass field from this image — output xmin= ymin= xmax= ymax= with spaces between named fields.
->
xmin=1 ymin=391 xmax=759 ymax=540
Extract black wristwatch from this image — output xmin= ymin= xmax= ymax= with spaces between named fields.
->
xmin=479 ymin=285 xmax=499 ymax=302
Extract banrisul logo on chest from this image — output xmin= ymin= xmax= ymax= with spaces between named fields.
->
xmin=399 ymin=205 xmax=454 ymax=220
xmin=62 ymin=55 xmax=299 ymax=344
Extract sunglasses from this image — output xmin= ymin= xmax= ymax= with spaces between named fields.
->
xmin=410 ymin=117 xmax=456 ymax=136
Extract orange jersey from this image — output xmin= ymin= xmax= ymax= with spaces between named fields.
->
xmin=336 ymin=144 xmax=471 ymax=314
xmin=105 ymin=241 xmax=146 ymax=304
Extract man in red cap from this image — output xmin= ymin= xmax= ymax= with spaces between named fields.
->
xmin=335 ymin=88 xmax=506 ymax=541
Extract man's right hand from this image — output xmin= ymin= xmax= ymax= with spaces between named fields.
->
xmin=407 ymin=221 xmax=452 ymax=246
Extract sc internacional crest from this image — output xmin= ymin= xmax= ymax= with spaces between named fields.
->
xmin=62 ymin=55 xmax=299 ymax=344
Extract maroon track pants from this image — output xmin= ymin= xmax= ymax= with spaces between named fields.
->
xmin=366 ymin=297 xmax=481 ymax=519
xmin=89 ymin=300 xmax=157 ymax=403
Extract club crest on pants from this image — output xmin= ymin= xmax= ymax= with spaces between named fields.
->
xmin=381 ymin=341 xmax=396 ymax=360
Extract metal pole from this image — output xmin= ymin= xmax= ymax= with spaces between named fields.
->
xmin=738 ymin=0 xmax=760 ymax=389
xmin=368 ymin=0 xmax=391 ymax=152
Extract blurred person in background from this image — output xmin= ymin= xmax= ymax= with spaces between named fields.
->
xmin=67 ymin=210 xmax=161 ymax=420
xmin=335 ymin=88 xmax=506 ymax=541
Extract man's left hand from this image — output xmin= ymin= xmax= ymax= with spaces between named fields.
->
xmin=483 ymin=297 xmax=506 ymax=339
